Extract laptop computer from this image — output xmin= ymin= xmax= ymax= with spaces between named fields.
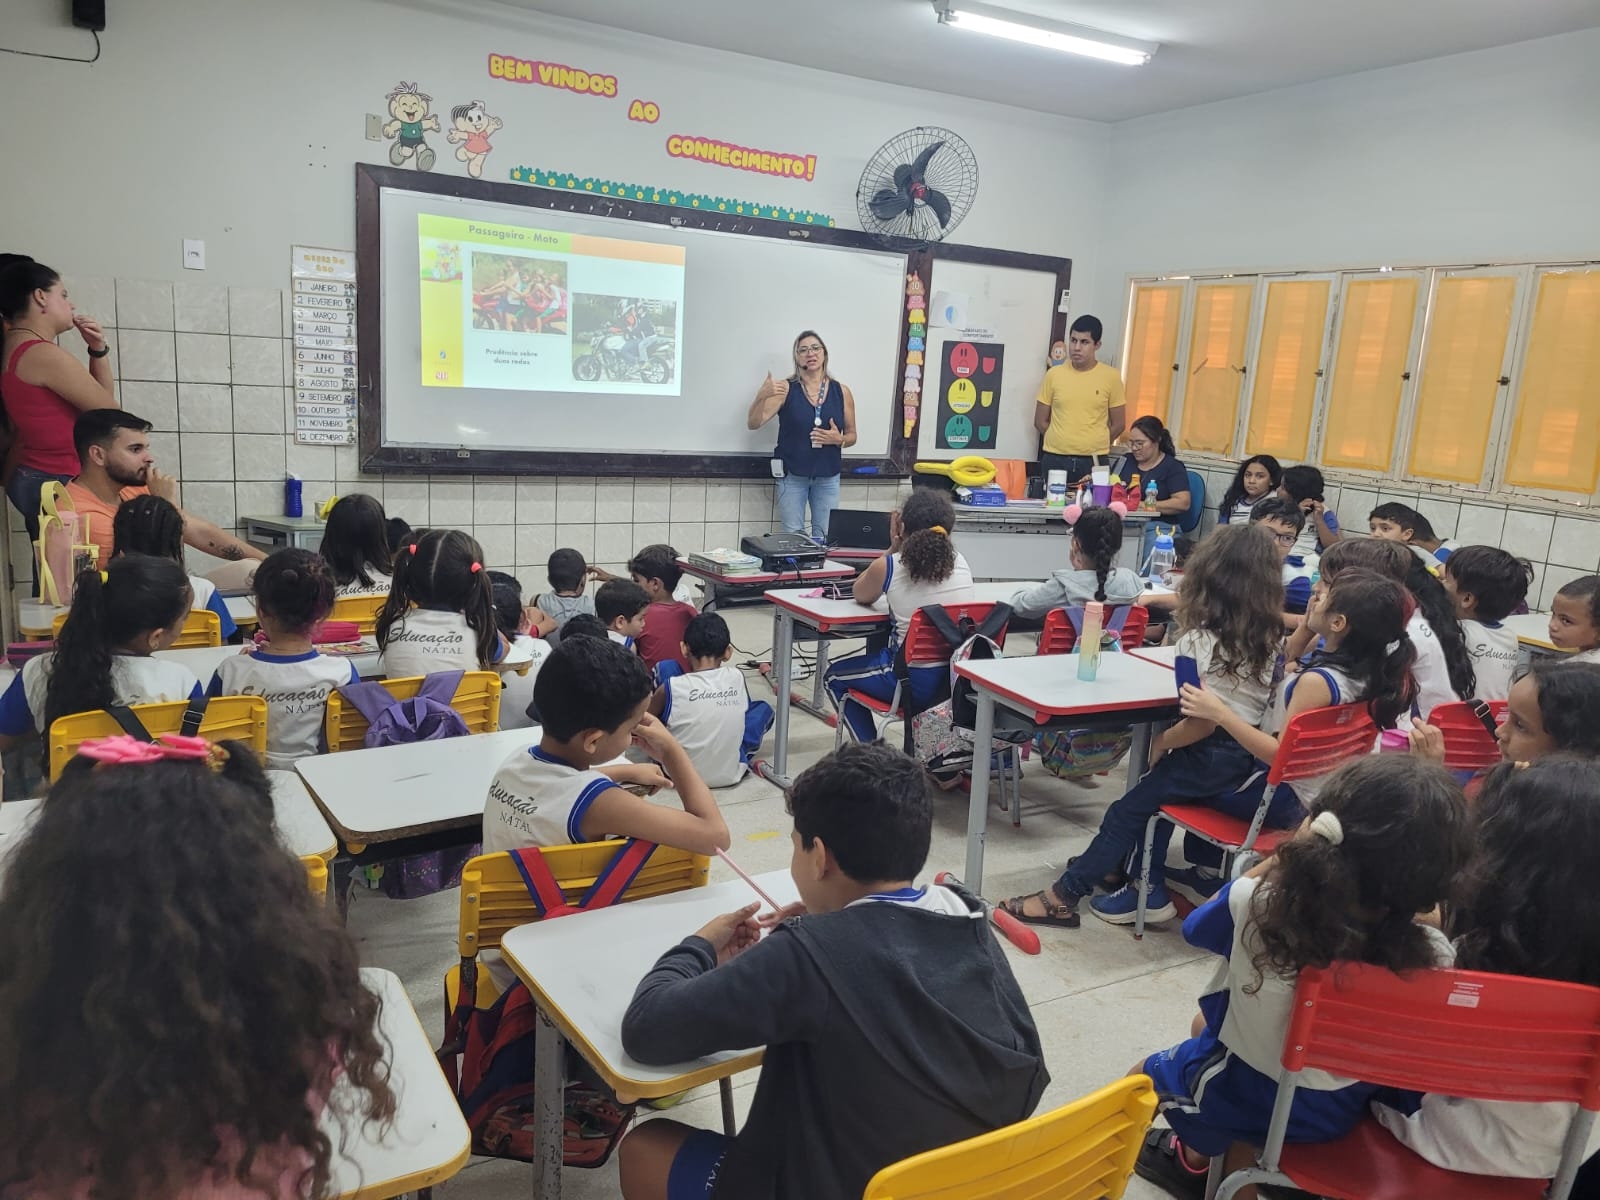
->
xmin=826 ymin=508 xmax=892 ymax=550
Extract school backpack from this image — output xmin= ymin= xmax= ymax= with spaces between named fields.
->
xmin=438 ymin=840 xmax=659 ymax=1167
xmin=335 ymin=671 xmax=475 ymax=898
xmin=906 ymin=603 xmax=1030 ymax=781
xmin=1034 ymin=606 xmax=1135 ymax=780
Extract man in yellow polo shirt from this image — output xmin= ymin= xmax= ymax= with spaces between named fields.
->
xmin=1034 ymin=315 xmax=1126 ymax=484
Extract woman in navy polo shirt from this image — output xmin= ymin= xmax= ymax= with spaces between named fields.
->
xmin=747 ymin=330 xmax=857 ymax=542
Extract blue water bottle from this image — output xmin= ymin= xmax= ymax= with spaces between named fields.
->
xmin=284 ymin=474 xmax=303 ymax=518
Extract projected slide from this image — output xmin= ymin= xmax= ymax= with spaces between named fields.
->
xmin=417 ymin=214 xmax=685 ymax=395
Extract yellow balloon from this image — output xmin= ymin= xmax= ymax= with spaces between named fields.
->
xmin=913 ymin=456 xmax=996 ymax=488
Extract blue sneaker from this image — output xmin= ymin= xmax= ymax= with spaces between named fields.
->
xmin=1091 ymin=882 xmax=1176 ymax=926
xmin=1166 ymin=865 xmax=1225 ymax=907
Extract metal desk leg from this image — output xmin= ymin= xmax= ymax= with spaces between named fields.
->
xmin=964 ymin=692 xmax=996 ymax=891
xmin=769 ymin=609 xmax=794 ymax=780
xmin=531 ymin=1008 xmax=566 ymax=1200
xmin=1127 ymin=721 xmax=1153 ymax=785
xmin=719 ymin=1077 xmax=736 ymax=1135
xmin=811 ymin=639 xmax=831 ymax=711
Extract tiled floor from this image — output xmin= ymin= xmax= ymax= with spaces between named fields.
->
xmin=347 ymin=603 xmax=1204 ymax=1199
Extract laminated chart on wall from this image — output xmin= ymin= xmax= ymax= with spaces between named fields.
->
xmin=934 ymin=339 xmax=1004 ymax=451
xmin=290 ymin=246 xmax=358 ymax=445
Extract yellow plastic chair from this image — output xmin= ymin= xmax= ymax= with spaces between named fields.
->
xmin=47 ymin=695 xmax=269 ymax=781
xmin=862 ymin=1075 xmax=1156 ymax=1200
xmin=445 ymin=844 xmax=710 ymax=1016
xmin=323 ymin=671 xmax=502 ymax=751
xmin=302 ymin=854 xmax=329 ymax=899
xmin=328 ymin=593 xmax=387 ymax=637
xmin=51 ymin=608 xmax=222 ymax=648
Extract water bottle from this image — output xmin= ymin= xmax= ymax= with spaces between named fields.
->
xmin=1146 ymin=528 xmax=1176 ymax=584
xmin=1077 ymin=601 xmax=1104 ymax=681
xmin=1144 ymin=480 xmax=1160 ymax=511
xmin=284 ymin=474 xmax=303 ymax=518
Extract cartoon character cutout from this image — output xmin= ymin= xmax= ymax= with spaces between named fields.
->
xmin=447 ymin=100 xmax=502 ymax=179
xmin=383 ymin=82 xmax=440 ymax=171
xmin=1048 ymin=338 xmax=1067 ymax=368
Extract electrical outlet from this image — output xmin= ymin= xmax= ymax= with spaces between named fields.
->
xmin=182 ymin=239 xmax=206 ymax=271
xmin=365 ymin=113 xmax=383 ymax=141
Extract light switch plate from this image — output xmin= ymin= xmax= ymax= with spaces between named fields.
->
xmin=365 ymin=113 xmax=383 ymax=141
xmin=182 ymin=239 xmax=206 ymax=270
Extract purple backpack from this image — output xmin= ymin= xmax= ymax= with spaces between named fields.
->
xmin=338 ymin=670 xmax=472 ymax=748
xmin=336 ymin=671 xmax=474 ymax=897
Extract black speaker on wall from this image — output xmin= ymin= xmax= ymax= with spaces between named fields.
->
xmin=71 ymin=0 xmax=106 ymax=32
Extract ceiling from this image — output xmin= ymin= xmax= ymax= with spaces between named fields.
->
xmin=496 ymin=0 xmax=1600 ymax=122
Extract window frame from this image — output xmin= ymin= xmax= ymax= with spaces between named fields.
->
xmin=1123 ymin=257 xmax=1600 ymax=511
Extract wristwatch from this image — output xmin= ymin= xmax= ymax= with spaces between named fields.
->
xmin=87 ymin=345 xmax=110 ymax=358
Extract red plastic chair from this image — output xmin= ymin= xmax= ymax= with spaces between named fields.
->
xmin=838 ymin=601 xmax=1021 ymax=810
xmin=1037 ymin=605 xmax=1150 ymax=655
xmin=1134 ymin=702 xmax=1378 ymax=938
xmin=1424 ymin=700 xmax=1507 ymax=773
xmin=1212 ymin=964 xmax=1600 ymax=1200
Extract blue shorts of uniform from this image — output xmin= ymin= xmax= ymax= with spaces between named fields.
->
xmin=667 ymin=1129 xmax=732 ymax=1199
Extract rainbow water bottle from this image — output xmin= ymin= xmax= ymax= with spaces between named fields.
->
xmin=1077 ymin=601 xmax=1104 ymax=681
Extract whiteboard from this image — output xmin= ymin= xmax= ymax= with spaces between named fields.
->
xmin=915 ymin=259 xmax=1058 ymax=462
xmin=377 ymin=188 xmax=907 ymax=459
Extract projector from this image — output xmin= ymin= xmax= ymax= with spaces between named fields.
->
xmin=741 ymin=532 xmax=827 ymax=572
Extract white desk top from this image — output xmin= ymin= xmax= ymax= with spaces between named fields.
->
xmin=270 ymin=770 xmax=337 ymax=860
xmin=1504 ymin=612 xmax=1565 ymax=652
xmin=501 ymin=870 xmax=801 ymax=1099
xmin=1127 ymin=645 xmax=1178 ymax=668
xmin=0 ymin=797 xmax=40 ymax=838
xmin=296 ymin=727 xmax=540 ymax=845
xmin=327 ymin=968 xmax=470 ymax=1198
xmin=957 ymin=503 xmax=1157 ymax=523
xmin=956 ymin=650 xmax=1182 ymax=722
xmin=766 ymin=581 xmax=1045 ymax=632
xmin=223 ymin=595 xmax=257 ymax=623
xmin=16 ymin=599 xmax=65 ymax=635
xmin=678 ymin=556 xmax=858 ymax=585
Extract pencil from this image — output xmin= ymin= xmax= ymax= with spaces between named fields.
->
xmin=715 ymin=847 xmax=783 ymax=911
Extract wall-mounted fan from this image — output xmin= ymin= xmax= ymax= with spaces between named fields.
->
xmin=856 ymin=126 xmax=979 ymax=246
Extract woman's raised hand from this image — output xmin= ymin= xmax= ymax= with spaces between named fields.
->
xmin=759 ymin=371 xmax=787 ymax=402
xmin=72 ymin=315 xmax=107 ymax=351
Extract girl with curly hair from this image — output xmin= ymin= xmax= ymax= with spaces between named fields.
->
xmin=0 ymin=738 xmax=396 ymax=1199
xmin=824 ymin=488 xmax=974 ymax=742
xmin=1133 ymin=754 xmax=1469 ymax=1197
xmin=1373 ymin=756 xmax=1600 ymax=1181
xmin=1002 ymin=525 xmax=1286 ymax=929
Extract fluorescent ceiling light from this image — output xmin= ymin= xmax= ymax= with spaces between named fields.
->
xmin=933 ymin=1 xmax=1157 ymax=66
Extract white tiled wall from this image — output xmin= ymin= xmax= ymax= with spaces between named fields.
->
xmin=1189 ymin=461 xmax=1600 ymax=610
xmin=5 ymin=276 xmax=910 ymax=593
xmin=18 ymin=276 xmax=1600 ymax=609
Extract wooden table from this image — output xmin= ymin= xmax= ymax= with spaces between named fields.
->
xmin=500 ymin=870 xmax=801 ymax=1200
xmin=327 ymin=968 xmax=471 ymax=1198
xmin=954 ymin=652 xmax=1182 ymax=890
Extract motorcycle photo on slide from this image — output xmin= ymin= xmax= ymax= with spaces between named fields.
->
xmin=570 ymin=294 xmax=678 ymax=385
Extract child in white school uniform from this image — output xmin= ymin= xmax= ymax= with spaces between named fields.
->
xmin=596 ymin=578 xmax=649 ymax=652
xmin=209 ymin=550 xmax=358 ymax=770
xmin=111 ymin=493 xmax=237 ymax=639
xmin=1133 ymin=756 xmax=1469 ymax=1198
xmin=318 ymin=493 xmax=395 ymax=597
xmin=487 ymin=570 xmax=550 ymax=731
xmin=0 ymin=556 xmax=202 ymax=763
xmin=376 ymin=528 xmax=508 ymax=677
xmin=1548 ymin=575 xmax=1600 ymax=664
xmin=651 ymin=612 xmax=774 ymax=788
xmin=481 ymin=635 xmax=728 ymax=989
xmin=1439 ymin=546 xmax=1532 ymax=702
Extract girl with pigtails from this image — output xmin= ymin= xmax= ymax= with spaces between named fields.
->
xmin=1008 ymin=504 xmax=1143 ymax=618
xmin=376 ymin=528 xmax=506 ymax=677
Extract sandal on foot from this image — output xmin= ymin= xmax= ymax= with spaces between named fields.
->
xmin=999 ymin=891 xmax=1080 ymax=928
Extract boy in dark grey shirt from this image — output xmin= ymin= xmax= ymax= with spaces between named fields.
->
xmin=617 ymin=743 xmax=1048 ymax=1200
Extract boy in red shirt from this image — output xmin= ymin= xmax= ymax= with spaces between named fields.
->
xmin=622 ymin=544 xmax=697 ymax=675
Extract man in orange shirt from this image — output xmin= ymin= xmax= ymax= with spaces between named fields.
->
xmin=66 ymin=409 xmax=264 ymax=569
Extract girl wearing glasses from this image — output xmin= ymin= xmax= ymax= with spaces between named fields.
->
xmin=747 ymin=330 xmax=858 ymax=542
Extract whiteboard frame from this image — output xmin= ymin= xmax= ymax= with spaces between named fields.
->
xmin=355 ymin=165 xmax=1070 ymax=478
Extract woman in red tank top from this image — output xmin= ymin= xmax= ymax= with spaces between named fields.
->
xmin=0 ymin=257 xmax=118 ymax=572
